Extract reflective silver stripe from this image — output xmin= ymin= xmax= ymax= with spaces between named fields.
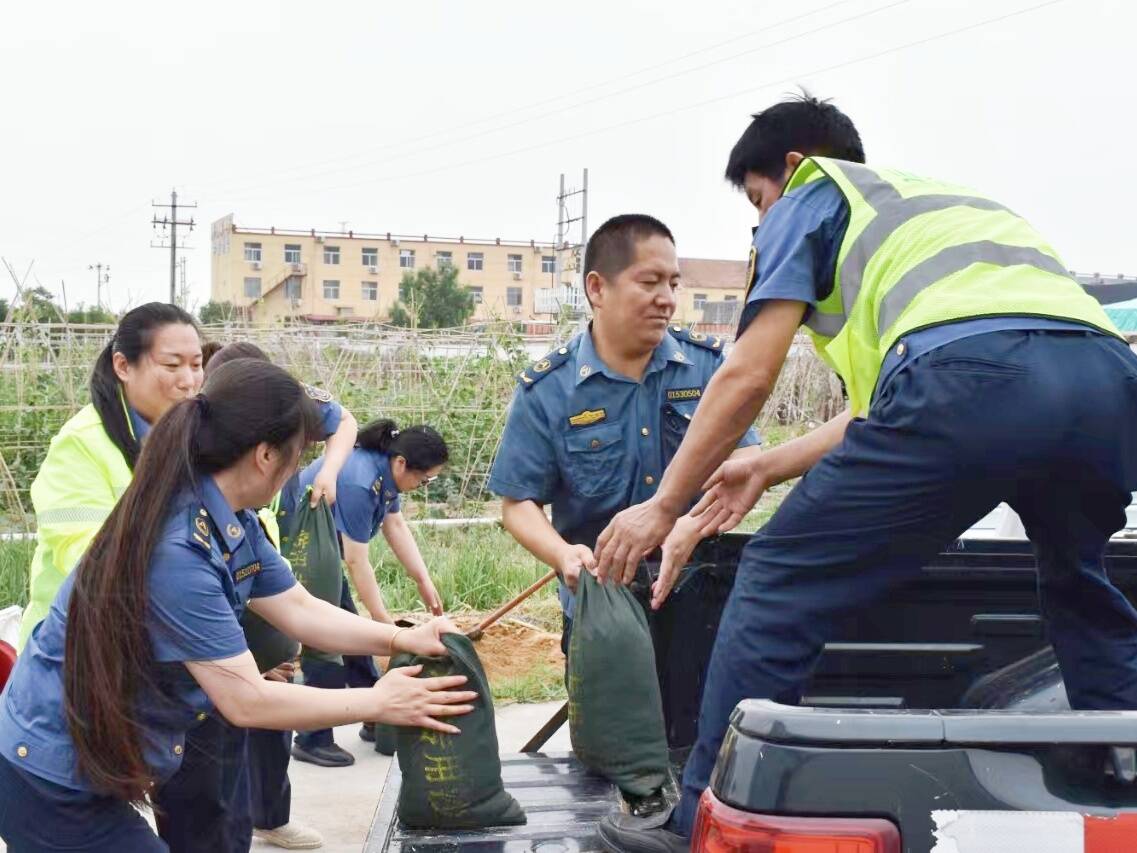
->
xmin=838 ymin=195 xmax=1012 ymax=318
xmin=832 ymin=160 xmax=903 ymax=210
xmin=877 ymin=241 xmax=1070 ymax=334
xmin=36 ymin=507 xmax=110 ymax=526
xmin=805 ymin=310 xmax=846 ymax=337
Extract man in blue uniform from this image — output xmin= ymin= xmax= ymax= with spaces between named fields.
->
xmin=593 ymin=95 xmax=1137 ymax=853
xmin=488 ymin=213 xmax=761 ymax=647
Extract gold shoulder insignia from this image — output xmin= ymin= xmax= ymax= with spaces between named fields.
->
xmin=517 ymin=344 xmax=573 ymax=388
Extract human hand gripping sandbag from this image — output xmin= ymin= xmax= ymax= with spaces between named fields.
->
xmin=279 ymin=490 xmax=344 ymax=665
xmin=568 ymin=571 xmax=669 ymax=799
xmin=390 ymin=632 xmax=526 ymax=829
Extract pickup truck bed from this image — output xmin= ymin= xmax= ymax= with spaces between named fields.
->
xmin=366 ymin=533 xmax=1137 ymax=853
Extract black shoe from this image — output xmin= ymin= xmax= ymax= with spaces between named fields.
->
xmin=598 ymin=810 xmax=688 ymax=853
xmin=359 ymin=723 xmax=376 ymax=743
xmin=290 ymin=743 xmax=356 ymax=768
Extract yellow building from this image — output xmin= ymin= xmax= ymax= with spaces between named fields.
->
xmin=210 ymin=215 xmax=749 ymax=327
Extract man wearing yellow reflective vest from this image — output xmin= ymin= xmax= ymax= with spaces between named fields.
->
xmin=592 ymin=94 xmax=1137 ymax=853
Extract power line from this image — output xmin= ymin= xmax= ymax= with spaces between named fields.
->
xmin=216 ymin=0 xmax=1068 ymax=205
xmin=187 ymin=0 xmax=877 ymax=197
xmin=207 ymin=0 xmax=911 ymax=203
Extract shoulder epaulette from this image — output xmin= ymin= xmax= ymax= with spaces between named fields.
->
xmin=668 ymin=325 xmax=725 ymax=352
xmin=517 ymin=345 xmax=572 ymax=388
xmin=188 ymin=506 xmax=212 ymax=552
xmin=303 ymin=383 xmax=333 ymax=403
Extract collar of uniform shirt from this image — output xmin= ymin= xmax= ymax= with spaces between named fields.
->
xmin=197 ymin=474 xmax=248 ymax=553
xmin=574 ymin=325 xmax=693 ymax=386
xmin=128 ymin=405 xmax=151 ymax=442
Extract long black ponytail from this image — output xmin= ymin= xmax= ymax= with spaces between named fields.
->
xmin=64 ymin=359 xmax=322 ymax=803
xmin=356 ymin=418 xmax=449 ymax=471
xmin=90 ymin=302 xmax=200 ymax=469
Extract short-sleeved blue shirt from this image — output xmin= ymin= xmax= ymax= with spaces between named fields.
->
xmin=293 ymin=449 xmax=401 ymax=544
xmin=0 ymin=475 xmax=296 ymax=791
xmin=488 ymin=326 xmax=760 ymax=613
xmin=737 ymin=176 xmax=1100 ymax=401
xmin=301 ymin=385 xmax=343 ymax=441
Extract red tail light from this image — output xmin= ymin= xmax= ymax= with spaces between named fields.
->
xmin=692 ymin=790 xmax=901 ymax=853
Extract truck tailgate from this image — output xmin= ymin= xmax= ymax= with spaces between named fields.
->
xmin=365 ymin=752 xmax=614 ymax=853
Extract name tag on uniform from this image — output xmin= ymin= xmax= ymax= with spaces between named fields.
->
xmin=666 ymin=387 xmax=702 ymax=401
xmin=568 ymin=408 xmax=606 ymax=427
xmin=234 ymin=561 xmax=262 ymax=582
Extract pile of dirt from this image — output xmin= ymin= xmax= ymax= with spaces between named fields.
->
xmin=381 ymin=615 xmax=564 ymax=687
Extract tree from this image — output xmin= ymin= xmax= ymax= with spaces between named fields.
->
xmin=388 ymin=266 xmax=475 ymax=329
xmin=10 ymin=286 xmax=64 ymax=323
xmin=199 ymin=300 xmax=237 ymax=325
xmin=0 ymin=298 xmax=8 ymax=321
xmin=67 ymin=303 xmax=116 ymax=324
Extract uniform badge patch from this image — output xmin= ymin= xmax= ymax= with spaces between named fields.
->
xmin=666 ymin=387 xmax=702 ymax=401
xmin=226 ymin=523 xmax=242 ymax=539
xmin=533 ymin=358 xmax=552 ymax=373
xmin=234 ymin=561 xmax=262 ymax=582
xmin=568 ymin=409 xmax=606 ymax=427
xmin=304 ymin=384 xmax=333 ymax=403
xmin=745 ymin=246 xmax=758 ymax=295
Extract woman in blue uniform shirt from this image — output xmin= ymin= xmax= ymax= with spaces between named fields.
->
xmin=0 ymin=359 xmax=474 ymax=852
xmin=151 ymin=341 xmax=356 ymax=853
xmin=289 ymin=419 xmax=448 ymax=767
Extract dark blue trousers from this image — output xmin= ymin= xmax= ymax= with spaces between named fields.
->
xmin=248 ymin=727 xmax=291 ymax=830
xmin=295 ymin=573 xmax=379 ymax=750
xmin=153 ymin=715 xmax=250 ymax=853
xmin=672 ymin=330 xmax=1137 ymax=836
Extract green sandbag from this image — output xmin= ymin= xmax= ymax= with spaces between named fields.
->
xmin=391 ymin=633 xmax=525 ymax=829
xmin=278 ymin=493 xmax=343 ymax=665
xmin=568 ymin=572 xmax=669 ymax=797
xmin=241 ymin=609 xmax=299 ymax=673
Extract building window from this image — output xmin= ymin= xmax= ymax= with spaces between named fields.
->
xmin=507 ymin=287 xmax=523 ymax=307
xmin=436 ymin=251 xmax=453 ymax=270
xmin=724 ymin=295 xmax=738 ymax=302
xmin=284 ymin=277 xmax=302 ymax=300
xmin=468 ymin=286 xmax=483 ymax=304
xmin=693 ymin=292 xmax=708 ymax=309
xmin=400 ymin=249 xmax=415 ymax=268
xmin=243 ymin=277 xmax=262 ymax=298
xmin=541 ymin=255 xmax=556 ymax=274
xmin=323 ymin=280 xmax=340 ymax=300
xmin=284 ymin=244 xmax=301 ymax=264
xmin=362 ymin=247 xmax=378 ymax=267
xmin=244 ymin=242 xmax=262 ymax=263
xmin=467 ymin=252 xmax=484 ymax=271
xmin=361 ymin=281 xmax=378 ymax=301
xmin=507 ymin=254 xmax=522 ymax=274
xmin=323 ymin=246 xmax=340 ymax=265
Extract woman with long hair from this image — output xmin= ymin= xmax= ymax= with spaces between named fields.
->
xmin=0 ymin=359 xmax=473 ymax=851
xmin=289 ymin=419 xmax=449 ymax=767
xmin=19 ymin=302 xmax=203 ymax=647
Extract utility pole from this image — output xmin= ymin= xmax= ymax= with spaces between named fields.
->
xmin=88 ymin=263 xmax=110 ymax=310
xmin=151 ymin=189 xmax=196 ymax=305
xmin=178 ymin=256 xmax=189 ymax=308
xmin=554 ymin=169 xmax=589 ymax=314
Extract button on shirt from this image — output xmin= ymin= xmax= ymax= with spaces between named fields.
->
xmin=738 ymin=176 xmax=1101 ymax=403
xmin=488 ymin=328 xmax=760 ymax=613
xmin=0 ymin=476 xmax=296 ymax=791
xmin=294 ymin=449 xmax=401 ymax=544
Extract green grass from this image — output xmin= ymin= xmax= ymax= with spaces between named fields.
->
xmin=0 ymin=540 xmax=33 ymax=610
xmin=493 ymin=664 xmax=567 ymax=705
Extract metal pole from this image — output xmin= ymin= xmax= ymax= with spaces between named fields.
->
xmin=169 ymin=190 xmax=178 ymax=304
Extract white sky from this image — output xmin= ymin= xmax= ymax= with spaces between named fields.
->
xmin=1 ymin=0 xmax=1133 ymax=311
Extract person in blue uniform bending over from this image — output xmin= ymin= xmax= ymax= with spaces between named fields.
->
xmin=488 ymin=213 xmax=761 ymax=652
xmin=593 ymin=93 xmax=1137 ymax=853
xmin=0 ymin=359 xmax=474 ymax=852
xmin=155 ymin=339 xmax=358 ymax=853
xmin=287 ymin=419 xmax=448 ymax=768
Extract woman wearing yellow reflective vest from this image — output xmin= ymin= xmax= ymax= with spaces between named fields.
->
xmin=19 ymin=303 xmax=204 ymax=649
xmin=593 ymin=95 xmax=1137 ymax=853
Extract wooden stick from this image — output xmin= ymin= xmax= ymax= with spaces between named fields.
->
xmin=466 ymin=569 xmax=558 ymax=640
